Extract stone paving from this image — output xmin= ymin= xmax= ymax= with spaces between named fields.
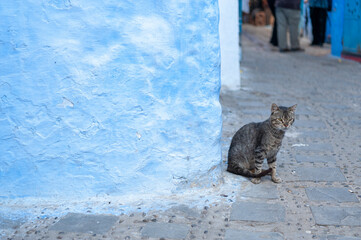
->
xmin=49 ymin=213 xmax=118 ymax=235
xmin=2 ymin=24 xmax=361 ymax=240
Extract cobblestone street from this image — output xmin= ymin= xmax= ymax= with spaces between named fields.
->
xmin=2 ymin=25 xmax=361 ymax=240
xmin=219 ymin=24 xmax=361 ymax=239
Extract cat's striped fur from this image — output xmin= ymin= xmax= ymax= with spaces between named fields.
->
xmin=227 ymin=103 xmax=297 ymax=184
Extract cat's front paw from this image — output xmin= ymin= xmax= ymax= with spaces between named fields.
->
xmin=251 ymin=178 xmax=261 ymax=184
xmin=272 ymin=176 xmax=282 ymax=183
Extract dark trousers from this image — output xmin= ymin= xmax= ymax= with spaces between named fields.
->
xmin=310 ymin=7 xmax=327 ymax=46
xmin=267 ymin=0 xmax=278 ymax=46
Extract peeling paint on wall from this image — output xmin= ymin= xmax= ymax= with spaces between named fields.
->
xmin=0 ymin=0 xmax=221 ymax=200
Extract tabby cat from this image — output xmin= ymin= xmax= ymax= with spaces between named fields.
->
xmin=227 ymin=103 xmax=297 ymax=184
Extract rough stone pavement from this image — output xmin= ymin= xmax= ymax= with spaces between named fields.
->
xmin=2 ymin=25 xmax=361 ymax=240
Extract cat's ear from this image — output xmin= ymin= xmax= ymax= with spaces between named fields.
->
xmin=271 ymin=103 xmax=279 ymax=113
xmin=289 ymin=104 xmax=297 ymax=112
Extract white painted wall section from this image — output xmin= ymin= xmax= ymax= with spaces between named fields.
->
xmin=219 ymin=0 xmax=241 ymax=90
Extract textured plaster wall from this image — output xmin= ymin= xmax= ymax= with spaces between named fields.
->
xmin=0 ymin=0 xmax=221 ymax=200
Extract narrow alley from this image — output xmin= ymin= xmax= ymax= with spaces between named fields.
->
xmin=220 ymin=24 xmax=361 ymax=239
xmin=3 ymin=25 xmax=361 ymax=240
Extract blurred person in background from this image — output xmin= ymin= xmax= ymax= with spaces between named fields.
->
xmin=308 ymin=0 xmax=329 ymax=47
xmin=267 ymin=0 xmax=278 ymax=47
xmin=275 ymin=0 xmax=303 ymax=52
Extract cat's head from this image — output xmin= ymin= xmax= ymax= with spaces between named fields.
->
xmin=270 ymin=103 xmax=297 ymax=131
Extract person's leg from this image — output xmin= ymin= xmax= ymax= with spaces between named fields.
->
xmin=268 ymin=0 xmax=276 ymax=15
xmin=271 ymin=19 xmax=278 ymax=46
xmin=276 ymin=7 xmax=288 ymax=51
xmin=287 ymin=8 xmax=301 ymax=50
xmin=310 ymin=7 xmax=318 ymax=45
xmin=268 ymin=0 xmax=278 ymax=46
xmin=314 ymin=7 xmax=323 ymax=45
xmin=318 ymin=8 xmax=327 ymax=46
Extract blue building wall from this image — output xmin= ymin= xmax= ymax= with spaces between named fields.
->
xmin=331 ymin=0 xmax=345 ymax=57
xmin=331 ymin=0 xmax=361 ymax=58
xmin=342 ymin=0 xmax=361 ymax=55
xmin=0 ymin=0 xmax=222 ymax=200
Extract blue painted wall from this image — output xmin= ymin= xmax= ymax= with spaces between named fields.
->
xmin=342 ymin=0 xmax=361 ymax=55
xmin=331 ymin=0 xmax=344 ymax=57
xmin=0 ymin=0 xmax=222 ymax=200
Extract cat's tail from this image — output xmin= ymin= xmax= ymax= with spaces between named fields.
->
xmin=227 ymin=166 xmax=272 ymax=178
